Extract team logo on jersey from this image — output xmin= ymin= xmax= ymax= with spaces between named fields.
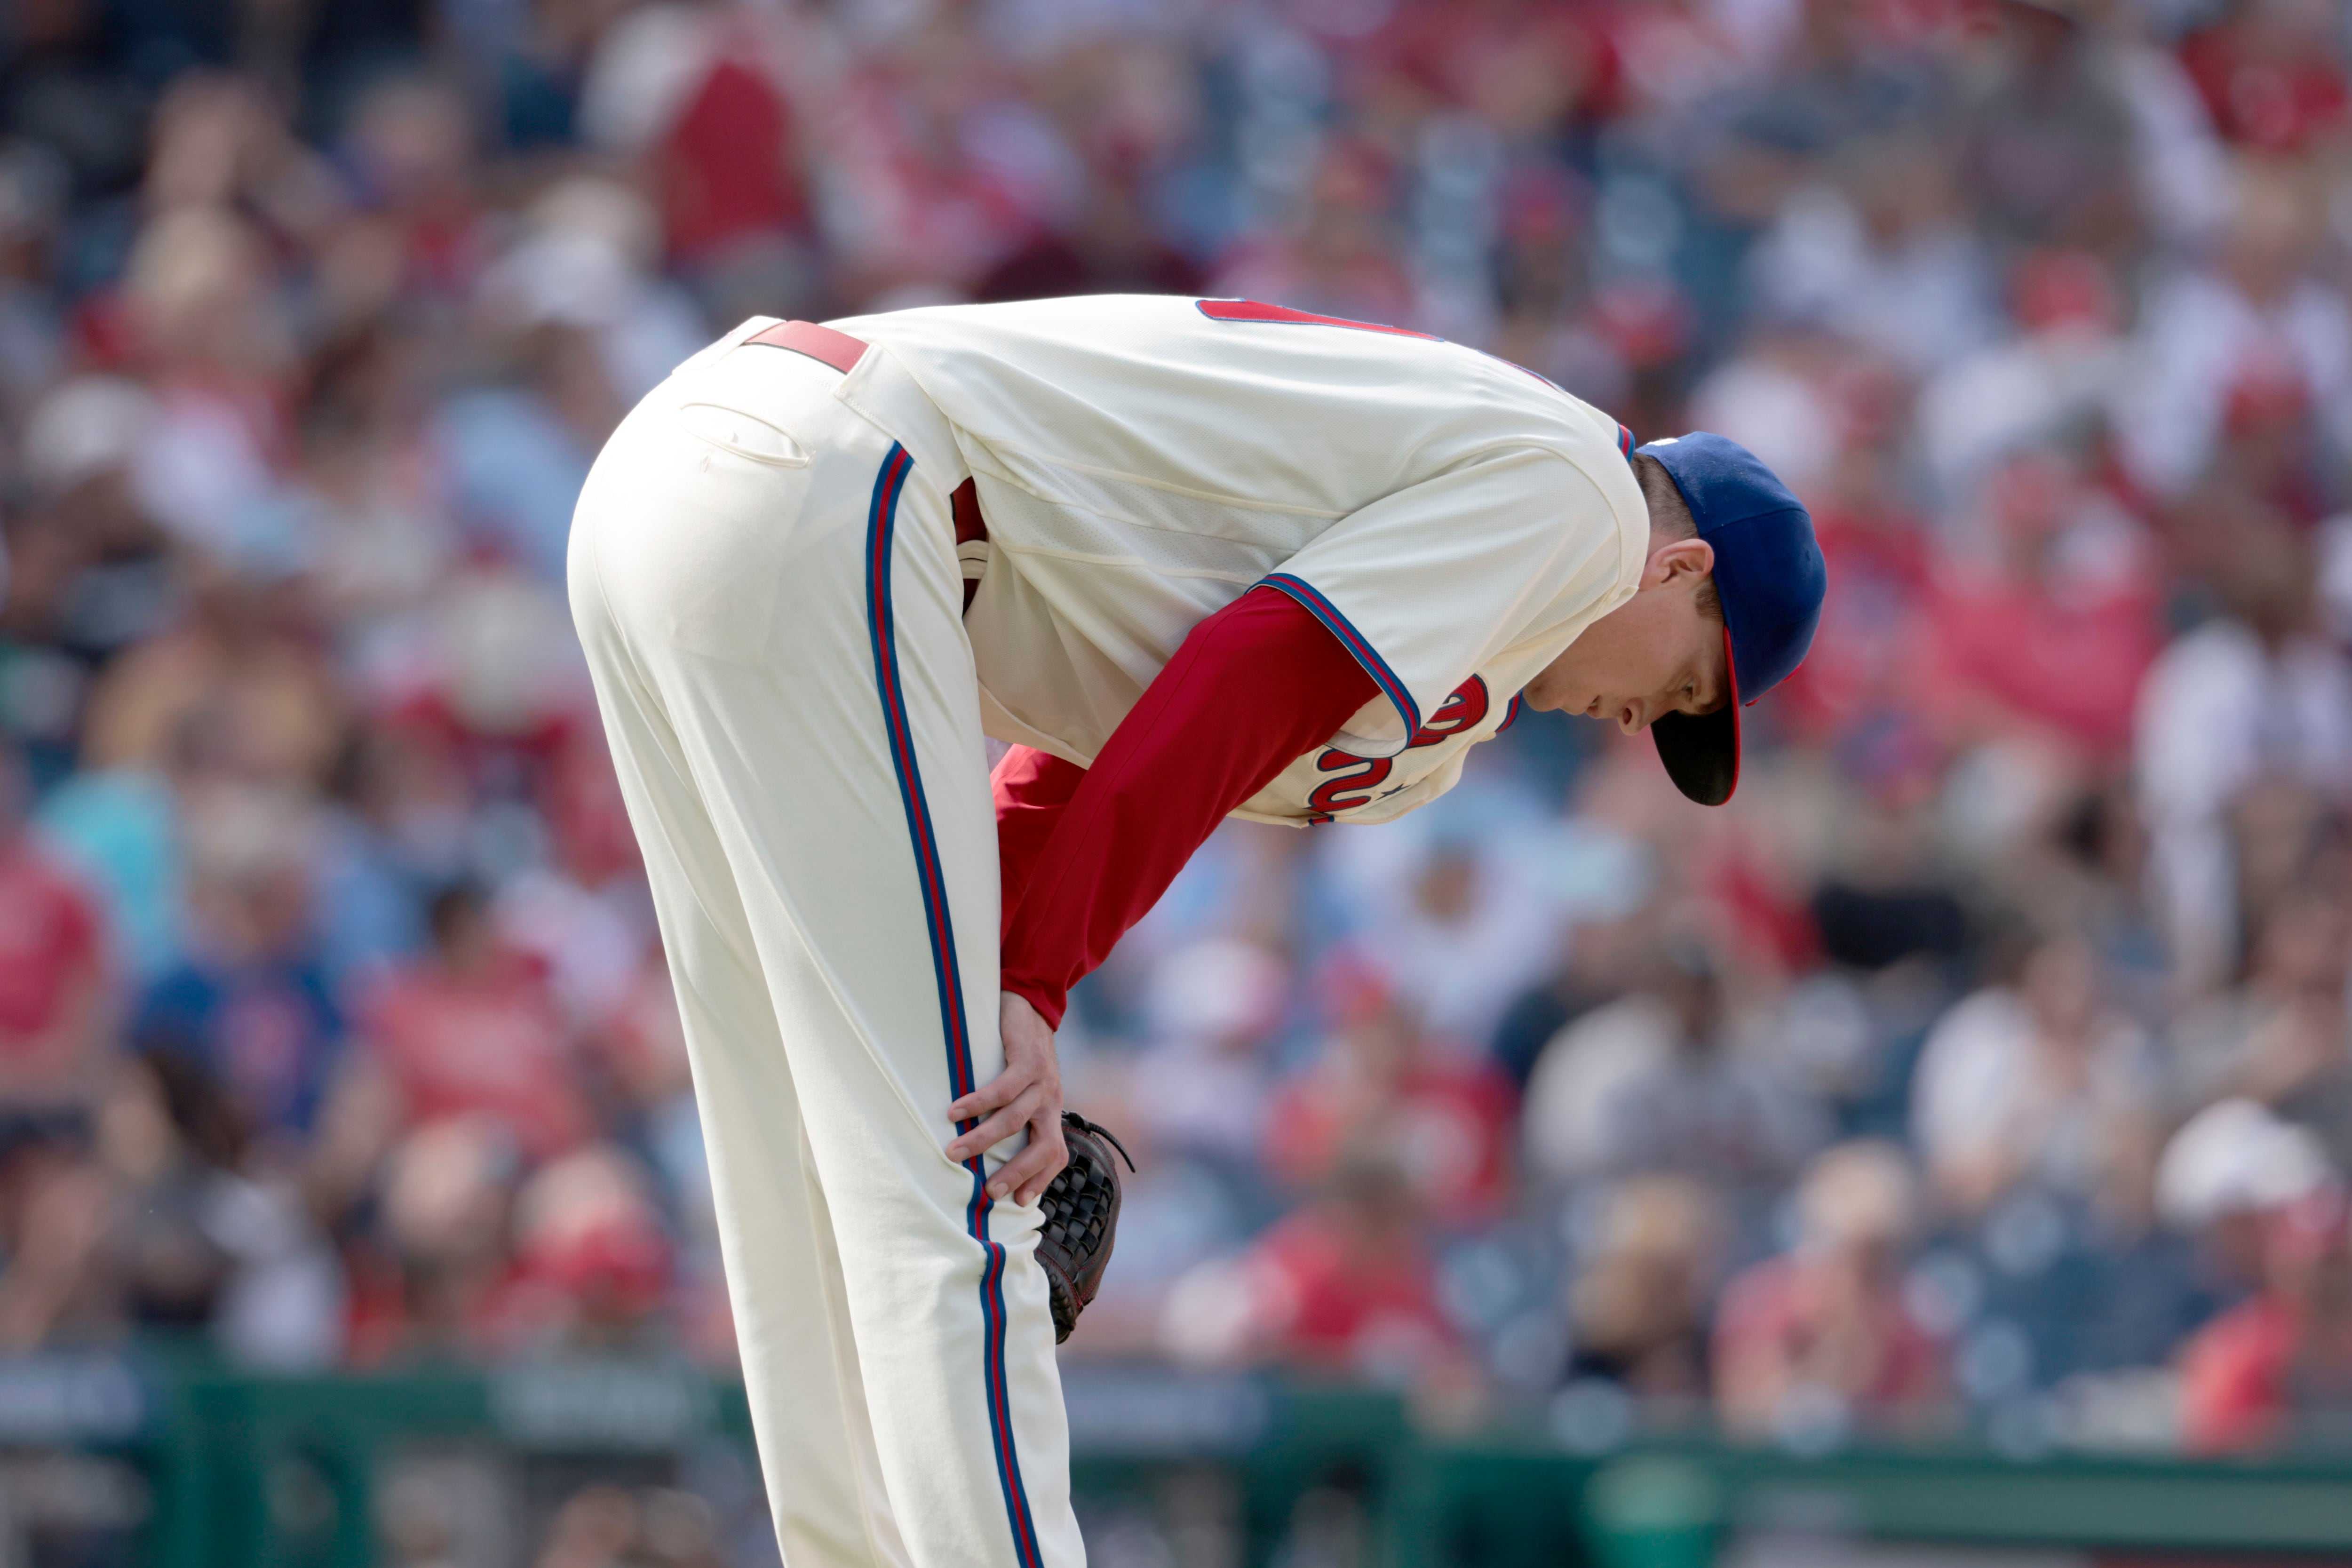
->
xmin=1306 ymin=677 xmax=1509 ymax=821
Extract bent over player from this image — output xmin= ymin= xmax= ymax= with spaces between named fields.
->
xmin=567 ymin=295 xmax=1825 ymax=1567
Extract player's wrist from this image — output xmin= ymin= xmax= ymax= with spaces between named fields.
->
xmin=1001 ymin=977 xmax=1066 ymax=1032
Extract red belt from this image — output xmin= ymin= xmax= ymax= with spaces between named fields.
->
xmin=749 ymin=320 xmax=991 ymax=605
xmin=746 ymin=318 xmax=868 ymax=373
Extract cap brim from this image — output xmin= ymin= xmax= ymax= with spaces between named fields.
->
xmin=1651 ymin=625 xmax=1742 ymax=806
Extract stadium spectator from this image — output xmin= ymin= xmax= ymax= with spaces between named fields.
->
xmin=1524 ymin=944 xmax=1824 ymax=1221
xmin=2136 ymin=526 xmax=2352 ymax=991
xmin=1124 ymin=938 xmax=1287 ymax=1175
xmin=353 ymin=1113 xmax=522 ymax=1363
xmin=1263 ymin=966 xmax=1514 ymax=1228
xmin=0 ymin=747 xmax=109 ymax=1108
xmin=90 ymin=1050 xmax=341 ymax=1365
xmin=1564 ymin=1173 xmax=1724 ymax=1401
xmin=2172 ymin=892 xmax=2352 ymax=1171
xmin=2180 ymin=0 xmax=2352 ymax=154
xmin=134 ymin=790 xmax=342 ymax=1147
xmin=2180 ymin=1188 xmax=2352 ymax=1452
xmin=0 ymin=1120 xmax=109 ymax=1351
xmin=2157 ymin=1097 xmax=2336 ymax=1297
xmin=348 ymin=883 xmax=591 ymax=1164
xmin=2115 ymin=162 xmax=2349 ymax=505
xmin=1911 ymin=934 xmax=2158 ymax=1222
xmin=1713 ymin=1140 xmax=1945 ymax=1440
xmin=503 ymin=1143 xmax=673 ymax=1353
xmin=1915 ymin=449 xmax=2163 ymax=770
xmin=1162 ymin=1146 xmax=1461 ymax=1386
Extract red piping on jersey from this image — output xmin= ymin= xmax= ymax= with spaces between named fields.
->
xmin=1195 ymin=298 xmax=1441 ymax=340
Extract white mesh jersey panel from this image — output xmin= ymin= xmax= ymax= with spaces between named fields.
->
xmin=975 ymin=446 xmax=1335 ymax=584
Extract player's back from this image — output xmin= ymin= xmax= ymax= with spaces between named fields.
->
xmin=832 ymin=293 xmax=1623 ymax=524
xmin=821 ymin=294 xmax=1646 ymax=780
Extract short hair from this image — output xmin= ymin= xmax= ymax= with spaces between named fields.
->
xmin=1632 ymin=452 xmax=1722 ymax=623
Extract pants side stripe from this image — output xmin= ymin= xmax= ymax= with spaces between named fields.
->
xmin=862 ymin=443 xmax=1045 ymax=1568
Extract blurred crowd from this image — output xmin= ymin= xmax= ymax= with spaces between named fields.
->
xmin=0 ymin=0 xmax=2349 ymax=1476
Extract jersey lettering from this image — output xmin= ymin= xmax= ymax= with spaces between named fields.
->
xmin=1307 ymin=751 xmax=1394 ymax=816
xmin=1411 ymin=677 xmax=1490 ymax=744
xmin=1303 ymin=676 xmax=1494 ymax=822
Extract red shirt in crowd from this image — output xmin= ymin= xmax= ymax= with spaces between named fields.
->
xmin=360 ymin=950 xmax=592 ymax=1162
xmin=2180 ymin=23 xmax=2350 ymax=153
xmin=658 ymin=51 xmax=809 ymax=265
xmin=1350 ymin=0 xmax=1620 ymax=128
xmin=2181 ymin=1294 xmax=2302 ymax=1454
xmin=0 ymin=838 xmax=105 ymax=1095
xmin=1262 ymin=1053 xmax=1516 ymax=1228
xmin=1239 ymin=1205 xmax=1457 ymax=1374
xmin=2177 ymin=1289 xmax=2352 ymax=1456
xmin=1712 ymin=1255 xmax=1945 ymax=1419
xmin=1915 ymin=565 xmax=2163 ymax=761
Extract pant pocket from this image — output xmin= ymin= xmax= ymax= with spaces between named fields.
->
xmin=679 ymin=399 xmax=811 ymax=467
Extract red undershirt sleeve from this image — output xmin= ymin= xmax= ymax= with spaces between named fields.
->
xmin=995 ymin=585 xmax=1381 ymax=1030
xmin=991 ymin=743 xmax=1085 ymax=937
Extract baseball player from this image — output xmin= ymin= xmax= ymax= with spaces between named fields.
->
xmin=567 ymin=294 xmax=1824 ymax=1567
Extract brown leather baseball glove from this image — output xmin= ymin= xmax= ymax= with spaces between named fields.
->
xmin=1036 ymin=1112 xmax=1135 ymax=1343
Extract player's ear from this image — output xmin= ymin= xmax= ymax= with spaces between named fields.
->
xmin=1643 ymin=536 xmax=1715 ymax=589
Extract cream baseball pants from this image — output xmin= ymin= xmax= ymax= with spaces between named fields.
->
xmin=568 ymin=319 xmax=1081 ymax=1568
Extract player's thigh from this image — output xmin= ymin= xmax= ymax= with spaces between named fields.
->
xmin=581 ymin=650 xmax=908 ymax=1563
xmin=610 ymin=440 xmax=1001 ymax=1138
xmin=577 ymin=358 xmax=1005 ymax=1186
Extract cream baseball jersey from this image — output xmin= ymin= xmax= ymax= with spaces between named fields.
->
xmin=825 ymin=294 xmax=1649 ymax=825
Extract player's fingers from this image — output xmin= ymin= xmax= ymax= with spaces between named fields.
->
xmin=996 ymin=1125 xmax=1068 ymax=1206
xmin=946 ymin=1061 xmax=1035 ymax=1125
xmin=945 ymin=1087 xmax=1044 ymax=1163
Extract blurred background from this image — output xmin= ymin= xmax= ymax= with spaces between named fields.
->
xmin=1 ymin=0 xmax=2352 ymax=1561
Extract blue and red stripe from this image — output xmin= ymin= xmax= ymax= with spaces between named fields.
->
xmin=863 ymin=442 xmax=1045 ymax=1568
xmin=1256 ymin=573 xmax=1421 ymax=740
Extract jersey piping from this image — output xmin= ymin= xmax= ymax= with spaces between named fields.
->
xmin=1255 ymin=572 xmax=1423 ymax=740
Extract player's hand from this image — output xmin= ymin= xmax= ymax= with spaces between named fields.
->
xmin=945 ymin=992 xmax=1067 ymax=1206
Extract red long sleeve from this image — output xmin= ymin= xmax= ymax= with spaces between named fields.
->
xmin=991 ymin=743 xmax=1085 ymax=935
xmin=994 ymin=586 xmax=1379 ymax=1029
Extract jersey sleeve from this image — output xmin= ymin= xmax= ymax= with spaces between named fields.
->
xmin=999 ymin=587 xmax=1378 ymax=1029
xmin=991 ymin=744 xmax=1085 ymax=938
xmin=1258 ymin=448 xmax=1633 ymax=757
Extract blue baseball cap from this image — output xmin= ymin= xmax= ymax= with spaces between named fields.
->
xmin=1634 ymin=432 xmax=1826 ymax=806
